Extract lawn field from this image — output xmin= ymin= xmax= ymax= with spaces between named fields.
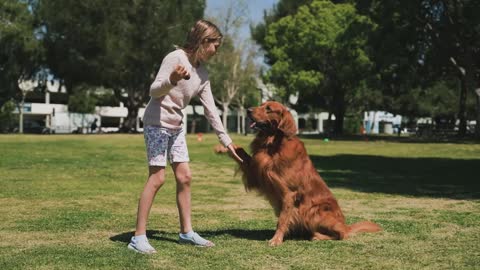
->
xmin=0 ymin=134 xmax=479 ymax=269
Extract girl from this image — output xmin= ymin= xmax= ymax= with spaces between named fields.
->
xmin=128 ymin=19 xmax=242 ymax=254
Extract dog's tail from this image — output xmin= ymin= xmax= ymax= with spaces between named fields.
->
xmin=347 ymin=221 xmax=381 ymax=237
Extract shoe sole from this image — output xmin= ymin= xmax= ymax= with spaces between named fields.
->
xmin=127 ymin=243 xmax=157 ymax=254
xmin=178 ymin=239 xmax=214 ymax=247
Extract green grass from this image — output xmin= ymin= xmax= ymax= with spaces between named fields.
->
xmin=0 ymin=134 xmax=479 ymax=270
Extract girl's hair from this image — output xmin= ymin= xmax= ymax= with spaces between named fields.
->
xmin=179 ymin=19 xmax=222 ymax=64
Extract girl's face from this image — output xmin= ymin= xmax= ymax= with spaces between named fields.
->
xmin=201 ymin=37 xmax=222 ymax=62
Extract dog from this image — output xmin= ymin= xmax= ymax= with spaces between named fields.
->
xmin=231 ymin=101 xmax=381 ymax=246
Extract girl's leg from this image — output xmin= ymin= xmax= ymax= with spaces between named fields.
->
xmin=173 ymin=162 xmax=214 ymax=247
xmin=134 ymin=166 xmax=166 ymax=236
xmin=172 ymin=162 xmax=192 ymax=234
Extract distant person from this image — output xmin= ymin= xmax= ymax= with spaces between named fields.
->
xmin=90 ymin=118 xmax=98 ymax=133
xmin=127 ymin=19 xmax=243 ymax=254
xmin=360 ymin=121 xmax=368 ymax=142
xmin=359 ymin=122 xmax=366 ymax=135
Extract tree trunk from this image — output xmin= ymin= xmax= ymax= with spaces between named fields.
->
xmin=121 ymin=105 xmax=139 ymax=133
xmin=81 ymin=113 xmax=86 ymax=133
xmin=115 ymin=87 xmax=144 ymax=133
xmin=452 ymin=45 xmax=475 ymax=138
xmin=334 ymin=111 xmax=345 ymax=135
xmin=332 ymin=89 xmax=346 ymax=135
xmin=369 ymin=111 xmax=377 ymax=134
xmin=236 ymin=111 xmax=240 ymax=134
xmin=475 ymin=88 xmax=480 ymax=138
xmin=222 ymin=103 xmax=229 ymax=131
xmin=18 ymin=93 xmax=26 ymax=134
xmin=191 ymin=119 xmax=196 ymax=134
xmin=237 ymin=106 xmax=245 ymax=134
xmin=191 ymin=106 xmax=198 ymax=134
xmin=458 ymin=74 xmax=468 ymax=137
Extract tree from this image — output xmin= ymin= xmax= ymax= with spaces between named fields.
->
xmin=351 ymin=0 xmax=429 ymax=118
xmin=260 ymin=0 xmax=375 ymax=134
xmin=34 ymin=0 xmax=110 ymax=94
xmin=17 ymin=79 xmax=37 ymax=133
xmin=67 ymin=86 xmax=97 ymax=133
xmin=100 ymin=0 xmax=205 ymax=132
xmin=0 ymin=100 xmax=17 ymax=133
xmin=254 ymin=0 xmax=480 ymax=138
xmin=206 ymin=1 xmax=259 ymax=133
xmin=355 ymin=0 xmax=480 ymax=137
xmin=251 ymin=0 xmax=312 ymax=51
xmin=0 ymin=0 xmax=42 ymax=131
xmin=420 ymin=0 xmax=480 ymax=137
xmin=35 ymin=0 xmax=204 ymax=132
xmin=207 ymin=36 xmax=258 ymax=132
xmin=233 ymin=48 xmax=260 ymax=134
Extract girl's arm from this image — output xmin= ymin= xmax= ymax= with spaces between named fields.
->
xmin=149 ymin=54 xmax=178 ymax=98
xmin=198 ymin=81 xmax=232 ymax=147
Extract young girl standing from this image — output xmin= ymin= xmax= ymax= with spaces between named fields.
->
xmin=128 ymin=19 xmax=242 ymax=254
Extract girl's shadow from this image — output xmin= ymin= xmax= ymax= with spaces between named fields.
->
xmin=109 ymin=229 xmax=274 ymax=244
xmin=109 ymin=230 xmax=177 ymax=244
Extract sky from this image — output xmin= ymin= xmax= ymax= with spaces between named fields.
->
xmin=205 ymin=0 xmax=278 ymax=41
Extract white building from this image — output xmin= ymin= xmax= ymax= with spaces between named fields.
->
xmin=14 ymin=78 xmax=408 ymax=135
xmin=296 ymin=112 xmax=336 ymax=134
xmin=13 ymin=78 xmax=237 ymax=134
xmin=364 ymin=111 xmax=402 ymax=134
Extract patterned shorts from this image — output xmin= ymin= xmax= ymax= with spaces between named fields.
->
xmin=143 ymin=126 xmax=189 ymax=166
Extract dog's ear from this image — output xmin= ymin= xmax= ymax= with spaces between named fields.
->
xmin=278 ymin=110 xmax=297 ymax=137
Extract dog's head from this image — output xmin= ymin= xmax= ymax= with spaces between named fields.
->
xmin=247 ymin=101 xmax=297 ymax=137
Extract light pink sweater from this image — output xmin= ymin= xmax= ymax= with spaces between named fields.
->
xmin=143 ymin=49 xmax=232 ymax=147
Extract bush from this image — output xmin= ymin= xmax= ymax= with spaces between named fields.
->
xmin=344 ymin=115 xmax=362 ymax=135
xmin=0 ymin=100 xmax=18 ymax=133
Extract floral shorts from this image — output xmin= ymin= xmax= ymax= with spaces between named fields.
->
xmin=143 ymin=126 xmax=189 ymax=166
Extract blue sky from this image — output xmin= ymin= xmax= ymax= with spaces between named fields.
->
xmin=205 ymin=0 xmax=278 ymax=41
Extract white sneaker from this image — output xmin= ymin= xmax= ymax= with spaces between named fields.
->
xmin=178 ymin=232 xmax=215 ymax=247
xmin=127 ymin=236 xmax=157 ymax=254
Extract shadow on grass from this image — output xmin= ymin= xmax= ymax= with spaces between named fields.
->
xmin=207 ymin=229 xmax=274 ymax=241
xmin=311 ymin=154 xmax=480 ymax=199
xmin=299 ymin=134 xmax=480 ymax=144
xmin=110 ymin=229 xmax=275 ymax=245
xmin=110 ymin=230 xmax=178 ymax=244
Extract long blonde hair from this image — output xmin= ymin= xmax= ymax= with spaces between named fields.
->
xmin=179 ymin=19 xmax=222 ymax=65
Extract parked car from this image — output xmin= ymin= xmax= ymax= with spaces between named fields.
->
xmin=22 ymin=120 xmax=53 ymax=134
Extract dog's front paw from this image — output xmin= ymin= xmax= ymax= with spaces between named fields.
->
xmin=268 ymin=236 xmax=283 ymax=246
xmin=232 ymin=146 xmax=251 ymax=164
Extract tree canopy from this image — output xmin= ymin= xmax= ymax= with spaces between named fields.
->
xmin=259 ymin=0 xmax=375 ymax=134
xmin=2 ymin=0 xmax=479 ymax=137
xmin=206 ymin=1 xmax=260 ymax=133
xmin=253 ymin=0 xmax=480 ymax=137
xmin=0 ymin=0 xmax=42 ymax=107
xmin=34 ymin=0 xmax=205 ymax=131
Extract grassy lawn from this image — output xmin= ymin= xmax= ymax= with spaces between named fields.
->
xmin=0 ymin=133 xmax=479 ymax=270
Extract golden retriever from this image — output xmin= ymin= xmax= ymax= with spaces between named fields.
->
xmin=231 ymin=101 xmax=381 ymax=246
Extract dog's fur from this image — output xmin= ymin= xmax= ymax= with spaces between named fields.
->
xmin=231 ymin=101 xmax=381 ymax=246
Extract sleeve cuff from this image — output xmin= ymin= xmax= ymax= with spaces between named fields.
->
xmin=220 ymin=135 xmax=233 ymax=148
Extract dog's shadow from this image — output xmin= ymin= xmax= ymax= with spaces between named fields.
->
xmin=110 ymin=229 xmax=275 ymax=244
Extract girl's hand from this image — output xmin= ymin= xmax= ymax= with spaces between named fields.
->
xmin=227 ymin=143 xmax=243 ymax=163
xmin=170 ymin=64 xmax=190 ymax=85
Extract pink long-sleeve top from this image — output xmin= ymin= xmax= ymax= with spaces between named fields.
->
xmin=143 ymin=49 xmax=232 ymax=147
